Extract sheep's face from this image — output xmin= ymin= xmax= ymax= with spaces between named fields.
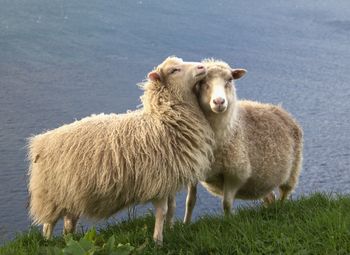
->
xmin=148 ymin=57 xmax=207 ymax=96
xmin=196 ymin=64 xmax=246 ymax=114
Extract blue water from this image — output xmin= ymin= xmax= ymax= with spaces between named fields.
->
xmin=1 ymin=0 xmax=350 ymax=242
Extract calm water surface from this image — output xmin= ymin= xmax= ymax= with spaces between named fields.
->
xmin=1 ymin=0 xmax=350 ymax=242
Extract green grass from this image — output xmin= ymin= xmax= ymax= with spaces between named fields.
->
xmin=1 ymin=193 xmax=350 ymax=254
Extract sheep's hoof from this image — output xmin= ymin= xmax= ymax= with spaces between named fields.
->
xmin=224 ymin=209 xmax=238 ymax=217
xmin=183 ymin=218 xmax=191 ymax=224
xmin=263 ymin=191 xmax=276 ymax=207
xmin=224 ymin=210 xmax=232 ymax=217
xmin=153 ymin=238 xmax=163 ymax=246
xmin=167 ymin=221 xmax=175 ymax=230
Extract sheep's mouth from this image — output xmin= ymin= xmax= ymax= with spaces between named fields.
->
xmin=212 ymin=105 xmax=227 ymax=113
xmin=195 ymin=70 xmax=206 ymax=77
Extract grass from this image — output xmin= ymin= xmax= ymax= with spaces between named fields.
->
xmin=1 ymin=193 xmax=350 ymax=254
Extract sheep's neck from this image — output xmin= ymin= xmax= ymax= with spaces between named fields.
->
xmin=206 ymin=104 xmax=238 ymax=146
xmin=164 ymin=97 xmax=208 ymax=127
xmin=142 ymin=85 xmax=211 ymax=132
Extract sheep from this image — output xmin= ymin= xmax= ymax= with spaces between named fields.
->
xmin=27 ymin=56 xmax=215 ymax=244
xmin=183 ymin=59 xmax=303 ymax=223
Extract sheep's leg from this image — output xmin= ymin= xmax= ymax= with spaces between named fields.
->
xmin=166 ymin=194 xmax=176 ymax=228
xmin=152 ymin=197 xmax=168 ymax=245
xmin=63 ymin=213 xmax=79 ymax=235
xmin=279 ymin=186 xmax=292 ymax=202
xmin=222 ymin=188 xmax=236 ymax=215
xmin=222 ymin=178 xmax=240 ymax=215
xmin=43 ymin=220 xmax=58 ymax=239
xmin=262 ymin=191 xmax=276 ymax=207
xmin=280 ymin=131 xmax=303 ymax=202
xmin=183 ymin=183 xmax=197 ymax=224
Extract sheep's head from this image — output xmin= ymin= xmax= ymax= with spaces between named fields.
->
xmin=195 ymin=59 xmax=246 ymax=114
xmin=147 ymin=56 xmax=207 ymax=99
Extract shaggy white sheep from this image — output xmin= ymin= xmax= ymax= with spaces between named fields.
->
xmin=27 ymin=57 xmax=215 ymax=244
xmin=183 ymin=59 xmax=303 ymax=223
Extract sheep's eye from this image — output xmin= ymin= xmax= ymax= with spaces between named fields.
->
xmin=225 ymin=80 xmax=232 ymax=88
xmin=170 ymin=68 xmax=181 ymax=74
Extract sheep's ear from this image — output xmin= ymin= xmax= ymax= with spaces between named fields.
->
xmin=231 ymin=69 xmax=247 ymax=80
xmin=148 ymin=71 xmax=161 ymax=82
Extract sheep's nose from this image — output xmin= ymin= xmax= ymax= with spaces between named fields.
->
xmin=197 ymin=65 xmax=205 ymax=70
xmin=213 ymin=97 xmax=225 ymax=105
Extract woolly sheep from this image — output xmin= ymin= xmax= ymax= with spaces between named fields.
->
xmin=27 ymin=57 xmax=215 ymax=244
xmin=183 ymin=59 xmax=303 ymax=223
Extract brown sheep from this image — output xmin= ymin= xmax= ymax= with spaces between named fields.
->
xmin=183 ymin=59 xmax=303 ymax=223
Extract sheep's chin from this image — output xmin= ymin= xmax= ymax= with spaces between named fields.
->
xmin=195 ymin=69 xmax=206 ymax=77
xmin=211 ymin=105 xmax=227 ymax=114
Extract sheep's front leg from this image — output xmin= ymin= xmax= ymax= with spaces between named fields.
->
xmin=222 ymin=178 xmax=240 ymax=215
xmin=262 ymin=191 xmax=276 ymax=207
xmin=183 ymin=183 xmax=197 ymax=224
xmin=166 ymin=194 xmax=176 ymax=228
xmin=152 ymin=197 xmax=168 ymax=245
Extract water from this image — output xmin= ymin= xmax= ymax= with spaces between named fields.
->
xmin=1 ymin=0 xmax=349 ymax=242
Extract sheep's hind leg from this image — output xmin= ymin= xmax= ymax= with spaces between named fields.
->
xmin=183 ymin=183 xmax=197 ymax=224
xmin=152 ymin=197 xmax=168 ymax=245
xmin=166 ymin=194 xmax=176 ymax=228
xmin=63 ymin=213 xmax=79 ymax=235
xmin=280 ymin=133 xmax=303 ymax=202
xmin=43 ymin=220 xmax=58 ymax=240
xmin=279 ymin=185 xmax=293 ymax=202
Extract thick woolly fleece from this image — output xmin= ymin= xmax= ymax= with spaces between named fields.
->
xmin=28 ymin=57 xmax=215 ymax=226
xmin=199 ymin=59 xmax=303 ymax=200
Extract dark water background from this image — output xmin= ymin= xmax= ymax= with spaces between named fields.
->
xmin=1 ymin=0 xmax=350 ymax=242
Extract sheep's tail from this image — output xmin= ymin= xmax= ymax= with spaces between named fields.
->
xmin=26 ymin=191 xmax=31 ymax=210
xmin=280 ymin=125 xmax=303 ymax=201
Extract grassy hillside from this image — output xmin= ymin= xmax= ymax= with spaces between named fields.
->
xmin=1 ymin=193 xmax=350 ymax=254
